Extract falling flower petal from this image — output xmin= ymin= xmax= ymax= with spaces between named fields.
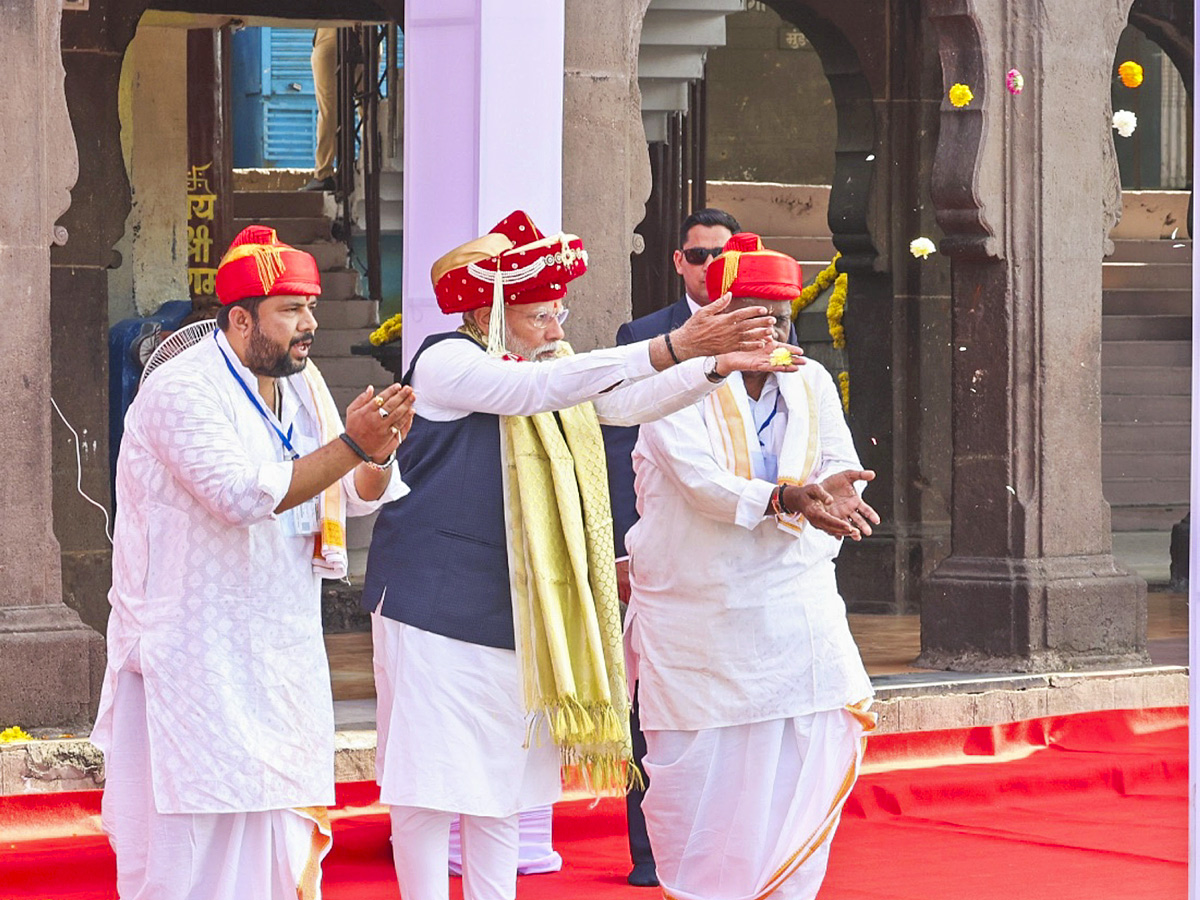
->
xmin=910 ymin=237 xmax=937 ymax=259
xmin=1112 ymin=109 xmax=1137 ymax=138
xmin=1118 ymin=60 xmax=1143 ymax=89
xmin=1006 ymin=68 xmax=1024 ymax=94
xmin=949 ymin=83 xmax=974 ymax=107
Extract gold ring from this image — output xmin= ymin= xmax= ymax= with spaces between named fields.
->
xmin=374 ymin=395 xmax=385 ymax=408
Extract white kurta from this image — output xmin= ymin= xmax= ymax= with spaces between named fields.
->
xmin=92 ymin=330 xmax=406 ymax=814
xmin=373 ymin=335 xmax=723 ymax=817
xmin=625 ymin=361 xmax=872 ymax=732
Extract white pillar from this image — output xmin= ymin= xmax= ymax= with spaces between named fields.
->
xmin=1189 ymin=10 xmax=1199 ymax=898
xmin=402 ymin=0 xmax=566 ymax=363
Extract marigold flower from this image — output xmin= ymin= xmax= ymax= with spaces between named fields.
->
xmin=1006 ymin=69 xmax=1024 ymax=95
xmin=1112 ymin=109 xmax=1138 ymax=138
xmin=1118 ymin=60 xmax=1143 ymax=89
xmin=909 ymin=237 xmax=937 ymax=259
xmin=0 ymin=725 xmax=33 ymax=743
xmin=948 ymin=83 xmax=974 ymax=107
xmin=769 ymin=347 xmax=793 ymax=367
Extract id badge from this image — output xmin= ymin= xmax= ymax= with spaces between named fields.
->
xmin=285 ymin=497 xmax=321 ymax=537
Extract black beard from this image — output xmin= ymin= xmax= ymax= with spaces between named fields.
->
xmin=246 ymin=325 xmax=313 ymax=378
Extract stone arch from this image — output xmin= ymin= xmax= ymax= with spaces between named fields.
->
xmin=759 ymin=2 xmax=881 ymax=272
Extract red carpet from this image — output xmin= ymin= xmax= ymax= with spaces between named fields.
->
xmin=0 ymin=707 xmax=1186 ymax=899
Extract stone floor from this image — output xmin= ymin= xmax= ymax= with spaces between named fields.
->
xmin=327 ymin=592 xmax=1189 ymax=733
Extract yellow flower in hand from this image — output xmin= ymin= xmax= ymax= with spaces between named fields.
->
xmin=948 ymin=83 xmax=974 ymax=107
xmin=769 ymin=347 xmax=793 ymax=366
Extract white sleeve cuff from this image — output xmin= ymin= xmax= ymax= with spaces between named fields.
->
xmin=735 ymin=479 xmax=777 ymax=530
xmin=256 ymin=460 xmax=296 ymax=518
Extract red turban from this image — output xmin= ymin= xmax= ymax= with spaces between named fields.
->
xmin=215 ymin=225 xmax=322 ymax=305
xmin=705 ymin=232 xmax=803 ymax=302
xmin=431 ymin=211 xmax=588 ymax=314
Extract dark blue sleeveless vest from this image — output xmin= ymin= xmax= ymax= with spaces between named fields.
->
xmin=361 ymin=333 xmax=516 ymax=650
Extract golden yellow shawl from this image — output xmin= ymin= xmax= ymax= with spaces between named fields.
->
xmin=499 ymin=343 xmax=633 ymax=794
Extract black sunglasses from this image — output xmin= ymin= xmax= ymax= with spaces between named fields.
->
xmin=680 ymin=246 xmax=724 ymax=265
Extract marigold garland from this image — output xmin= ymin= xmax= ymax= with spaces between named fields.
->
xmin=826 ymin=273 xmax=848 ymax=350
xmin=837 ymin=371 xmax=850 ymax=413
xmin=791 ymin=252 xmax=840 ymax=320
xmin=948 ymin=83 xmax=974 ymax=107
xmin=0 ymin=725 xmax=33 ymax=743
xmin=1118 ymin=60 xmax=1143 ymax=89
xmin=369 ymin=311 xmax=403 ymax=346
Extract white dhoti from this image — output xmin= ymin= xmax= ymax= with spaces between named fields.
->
xmin=642 ymin=707 xmax=868 ymax=900
xmin=100 ymin=670 xmax=332 ymax=900
xmin=371 ymin=612 xmax=561 ymax=900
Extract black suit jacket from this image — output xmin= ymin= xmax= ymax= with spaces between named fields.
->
xmin=601 ymin=298 xmax=694 ymax=556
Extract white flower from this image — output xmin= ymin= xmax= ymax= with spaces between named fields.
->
xmin=1112 ymin=109 xmax=1137 ymax=138
xmin=909 ymin=237 xmax=937 ymax=259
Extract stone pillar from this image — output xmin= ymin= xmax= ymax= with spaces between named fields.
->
xmin=53 ymin=4 xmax=140 ymax=638
xmin=920 ymin=0 xmax=1147 ymax=671
xmin=401 ymin=0 xmax=567 ymax=363
xmin=0 ymin=0 xmax=104 ymax=727
xmin=561 ymin=0 xmax=653 ymax=351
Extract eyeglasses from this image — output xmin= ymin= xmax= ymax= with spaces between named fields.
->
xmin=681 ymin=246 xmax=724 ymax=265
xmin=527 ymin=308 xmax=570 ymax=330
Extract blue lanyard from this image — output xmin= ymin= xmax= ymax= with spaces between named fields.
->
xmin=756 ymin=397 xmax=781 ymax=448
xmin=214 ymin=331 xmax=300 ymax=460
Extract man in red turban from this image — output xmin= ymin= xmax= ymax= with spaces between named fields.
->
xmin=624 ymin=233 xmax=880 ymax=900
xmin=361 ymin=211 xmax=805 ymax=900
xmin=92 ymin=225 xmax=416 ymax=900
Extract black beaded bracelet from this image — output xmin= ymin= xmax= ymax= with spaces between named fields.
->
xmin=663 ymin=331 xmax=683 ymax=365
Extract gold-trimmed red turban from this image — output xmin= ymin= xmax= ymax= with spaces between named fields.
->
xmin=431 ymin=210 xmax=588 ymax=314
xmin=215 ymin=225 xmax=322 ymax=305
xmin=705 ymin=232 xmax=803 ymax=302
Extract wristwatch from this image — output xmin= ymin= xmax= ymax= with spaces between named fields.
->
xmin=704 ymin=356 xmax=726 ymax=384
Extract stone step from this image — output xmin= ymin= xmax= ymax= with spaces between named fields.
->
xmin=311 ymin=328 xmax=376 ymax=359
xmin=1101 ymin=315 xmax=1191 ymax=341
xmin=234 ymin=190 xmax=326 ymax=220
xmin=1103 ymin=476 xmax=1190 ymax=506
xmin=1102 ymin=288 xmax=1192 ymax=317
xmin=1101 ymin=366 xmax=1191 ymax=396
xmin=1102 ymin=393 xmax=1191 ymax=423
xmin=316 ymin=296 xmax=378 ymax=330
xmin=1103 ymin=421 xmax=1191 ymax=453
xmin=1102 ymin=450 xmax=1191 ymax=480
xmin=1107 ymin=239 xmax=1192 ymax=264
xmin=1101 ymin=261 xmax=1191 ymax=290
xmin=761 ymin=235 xmax=837 ymax=266
xmin=316 ymin=355 xmax=392 ymax=389
xmin=318 ymin=268 xmax=361 ymax=302
xmin=298 ymin=239 xmax=349 ymax=272
xmin=233 ymin=168 xmax=311 ymax=192
xmin=1103 ymin=340 xmax=1192 ymax=366
xmin=234 ymin=216 xmax=332 ymax=244
xmin=1110 ymin=504 xmax=1190 ymax=531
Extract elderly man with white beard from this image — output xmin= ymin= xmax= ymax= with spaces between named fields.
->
xmin=361 ymin=211 xmax=803 ymax=900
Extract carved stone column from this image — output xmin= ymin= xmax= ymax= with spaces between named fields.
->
xmin=0 ymin=0 xmax=104 ymax=727
xmin=920 ymin=0 xmax=1147 ymax=671
xmin=561 ymin=0 xmax=653 ymax=351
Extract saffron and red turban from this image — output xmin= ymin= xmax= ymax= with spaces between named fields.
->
xmin=705 ymin=232 xmax=803 ymax=302
xmin=431 ymin=211 xmax=588 ymax=314
xmin=215 ymin=225 xmax=322 ymax=305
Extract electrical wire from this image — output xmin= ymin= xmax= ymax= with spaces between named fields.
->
xmin=49 ymin=396 xmax=113 ymax=545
